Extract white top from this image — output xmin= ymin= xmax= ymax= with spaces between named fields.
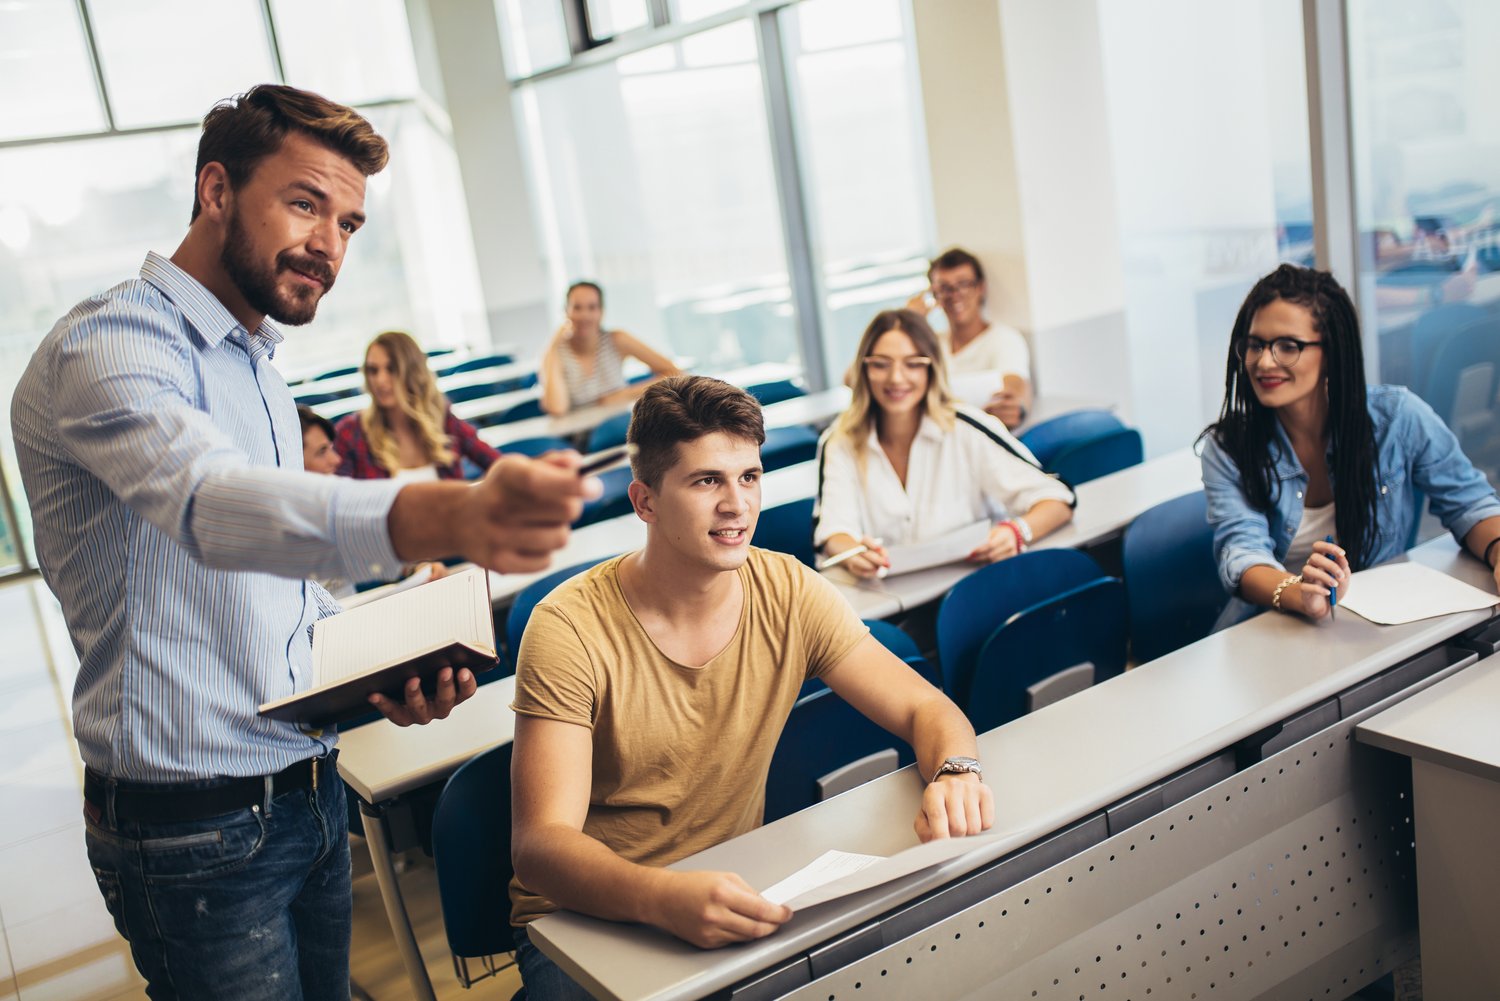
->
xmin=939 ymin=322 xmax=1031 ymax=380
xmin=390 ymin=464 xmax=440 ymax=484
xmin=1285 ymin=502 xmax=1337 ymax=572
xmin=812 ymin=403 xmax=1074 ymax=549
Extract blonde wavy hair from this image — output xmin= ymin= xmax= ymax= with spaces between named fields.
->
xmin=359 ymin=330 xmax=456 ymax=473
xmin=830 ymin=309 xmax=956 ymax=477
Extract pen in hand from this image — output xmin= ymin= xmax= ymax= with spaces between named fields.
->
xmin=817 ymin=545 xmax=869 ymax=571
xmin=1325 ymin=534 xmax=1337 ymax=621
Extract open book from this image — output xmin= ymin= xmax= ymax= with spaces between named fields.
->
xmin=258 ymin=565 xmax=499 ymax=727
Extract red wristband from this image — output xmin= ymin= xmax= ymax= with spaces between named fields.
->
xmin=999 ymin=520 xmax=1025 ymax=553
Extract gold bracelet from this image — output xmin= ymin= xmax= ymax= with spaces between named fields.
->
xmin=1272 ymin=573 xmax=1303 ymax=612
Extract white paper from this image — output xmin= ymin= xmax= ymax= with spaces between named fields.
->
xmin=948 ymin=371 xmax=1003 ymax=406
xmin=1336 ymin=561 xmax=1498 ymax=625
xmin=883 ymin=521 xmax=992 ymax=576
xmin=336 ymin=563 xmax=433 ymax=611
xmin=760 ymin=832 xmax=1008 ymax=911
xmin=311 ymin=564 xmax=491 ymax=685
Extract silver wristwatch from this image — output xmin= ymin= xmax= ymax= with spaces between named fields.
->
xmin=930 ymin=755 xmax=983 ymax=784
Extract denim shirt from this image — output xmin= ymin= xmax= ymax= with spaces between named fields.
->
xmin=1200 ymin=384 xmax=1500 ymax=595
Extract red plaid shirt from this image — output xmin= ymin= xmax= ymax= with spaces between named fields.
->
xmin=333 ymin=408 xmax=500 ymax=480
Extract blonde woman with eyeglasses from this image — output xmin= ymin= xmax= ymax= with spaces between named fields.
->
xmin=813 ymin=309 xmax=1074 ymax=579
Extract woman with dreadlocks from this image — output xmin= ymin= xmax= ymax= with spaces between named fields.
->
xmin=1200 ymin=263 xmax=1500 ymax=622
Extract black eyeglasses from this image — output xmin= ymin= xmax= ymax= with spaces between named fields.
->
xmin=932 ymin=279 xmax=980 ymax=300
xmin=1235 ymin=336 xmax=1323 ymax=367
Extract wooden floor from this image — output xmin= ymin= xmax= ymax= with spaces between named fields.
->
xmin=0 ymin=575 xmax=521 ymax=1001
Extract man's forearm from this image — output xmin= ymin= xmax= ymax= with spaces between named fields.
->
xmin=515 ymin=823 xmax=672 ymax=926
xmin=909 ymin=695 xmax=981 ymax=782
xmin=386 ymin=479 xmax=471 ymax=562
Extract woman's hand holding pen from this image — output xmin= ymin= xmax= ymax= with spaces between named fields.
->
xmin=1297 ymin=539 xmax=1350 ymax=620
xmin=821 ymin=535 xmax=890 ymax=579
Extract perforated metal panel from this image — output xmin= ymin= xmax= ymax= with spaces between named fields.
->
xmin=781 ymin=714 xmax=1418 ymax=1001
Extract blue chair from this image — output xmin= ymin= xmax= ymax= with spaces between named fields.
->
xmin=491 ymin=397 xmax=545 ymax=426
xmin=1048 ymin=427 xmax=1143 ymax=485
xmin=587 ymin=411 xmax=633 ymax=453
xmin=1408 ymin=304 xmax=1485 ymax=397
xmin=760 ymin=424 xmax=819 ymax=472
xmin=967 ymin=577 xmax=1128 ymax=732
xmin=444 ymin=382 xmax=502 ymax=405
xmin=312 ymin=364 xmax=360 ymax=382
xmin=1121 ymin=491 xmax=1226 ymax=665
xmin=1421 ymin=315 xmax=1500 ymax=431
xmin=1019 ymin=410 xmax=1124 ymax=468
xmin=935 ymin=548 xmax=1107 ymax=708
xmin=745 ymin=379 xmax=806 ymax=407
xmin=505 ymin=557 xmax=616 ymax=667
xmin=293 ymin=386 xmax=359 ymax=407
xmin=764 ymin=687 xmax=906 ymax=823
xmin=503 ymin=435 xmax=571 ymax=458
xmin=751 ymin=497 xmax=816 ymax=568
xmin=575 ymin=465 xmax=635 ymax=526
xmin=434 ymin=352 xmax=514 ymax=376
xmin=431 ymin=743 xmax=517 ymax=987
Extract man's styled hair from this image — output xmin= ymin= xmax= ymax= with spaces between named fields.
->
xmin=296 ymin=404 xmax=334 ymax=441
xmin=628 ymin=376 xmax=766 ymax=488
xmin=191 ymin=84 xmax=389 ymax=222
xmin=927 ymin=247 xmax=986 ymax=284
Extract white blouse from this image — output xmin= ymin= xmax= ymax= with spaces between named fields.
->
xmin=813 ymin=403 xmax=1074 ymax=549
xmin=391 ymin=464 xmax=440 ymax=484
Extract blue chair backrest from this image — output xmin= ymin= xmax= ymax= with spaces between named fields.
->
xmin=444 ymin=382 xmax=501 ymax=405
xmin=1408 ymin=303 xmax=1486 ymax=396
xmin=935 ymin=548 xmax=1107 ymax=707
xmin=1048 ymin=427 xmax=1143 ymax=485
xmin=432 ymin=743 xmax=514 ymax=964
xmin=745 ymin=379 xmax=806 ymax=407
xmin=575 ymin=465 xmax=635 ymax=526
xmin=312 ymin=364 xmax=360 ymax=382
xmin=588 ymin=411 xmax=634 ymax=453
xmin=967 ymin=577 xmax=1128 ymax=732
xmin=1121 ymin=491 xmax=1226 ymax=665
xmin=505 ymin=556 xmax=616 ymax=665
xmin=492 ymin=397 xmax=545 ymax=426
xmin=294 ymin=387 xmax=358 ymax=407
xmin=752 ymin=497 xmax=816 ymax=568
xmin=1018 ymin=409 xmax=1125 ymax=467
xmin=503 ymin=435 xmax=572 ymax=458
xmin=1420 ymin=315 xmax=1500 ymax=430
xmin=434 ymin=352 xmax=515 ymax=376
xmin=764 ymin=687 xmax=907 ymax=823
xmin=761 ymin=424 xmax=819 ymax=472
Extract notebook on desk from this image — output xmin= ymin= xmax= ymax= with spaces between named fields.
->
xmin=258 ymin=564 xmax=499 ymax=727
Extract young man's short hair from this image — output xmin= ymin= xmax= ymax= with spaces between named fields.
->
xmin=296 ymin=404 xmax=335 ymax=442
xmin=627 ymin=376 xmax=766 ymax=488
xmin=928 ymin=247 xmax=986 ymax=284
xmin=192 ymin=84 xmax=389 ymax=222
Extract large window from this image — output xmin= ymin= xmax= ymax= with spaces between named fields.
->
xmin=516 ymin=20 xmax=799 ymax=372
xmin=0 ymin=0 xmax=487 ymax=577
xmin=1097 ymin=0 xmax=1314 ymax=452
xmin=1349 ymin=0 xmax=1500 ymax=478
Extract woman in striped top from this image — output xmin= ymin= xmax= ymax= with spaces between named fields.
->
xmin=334 ymin=329 xmax=499 ymax=482
xmin=814 ymin=309 xmax=1075 ymax=578
xmin=539 ymin=281 xmax=681 ymax=415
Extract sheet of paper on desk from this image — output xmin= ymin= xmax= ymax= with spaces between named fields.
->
xmin=883 ymin=521 xmax=991 ymax=576
xmin=1337 ymin=562 xmax=1498 ymax=625
xmin=760 ymin=833 xmax=1006 ymax=910
xmin=948 ymin=371 xmax=1002 ymax=406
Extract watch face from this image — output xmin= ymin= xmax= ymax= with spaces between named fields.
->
xmin=942 ymin=756 xmax=981 ymax=773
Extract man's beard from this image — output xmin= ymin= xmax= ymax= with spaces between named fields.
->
xmin=221 ymin=210 xmax=336 ymax=327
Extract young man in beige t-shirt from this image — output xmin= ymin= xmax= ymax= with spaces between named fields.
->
xmin=510 ymin=375 xmax=994 ymax=999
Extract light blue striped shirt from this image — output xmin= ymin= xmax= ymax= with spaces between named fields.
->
xmin=11 ymin=252 xmax=406 ymax=781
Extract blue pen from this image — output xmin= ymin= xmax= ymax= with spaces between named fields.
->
xmin=1325 ymin=535 xmax=1338 ymax=620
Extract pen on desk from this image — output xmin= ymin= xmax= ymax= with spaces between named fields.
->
xmin=1325 ymin=534 xmax=1338 ymax=620
xmin=578 ymin=443 xmax=637 ymax=476
xmin=817 ymin=545 xmax=869 ymax=572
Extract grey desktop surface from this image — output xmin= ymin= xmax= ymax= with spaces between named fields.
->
xmin=1356 ymin=651 xmax=1500 ymax=782
xmin=528 ymin=535 xmax=1495 ymax=1001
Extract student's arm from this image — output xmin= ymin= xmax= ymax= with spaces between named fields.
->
xmin=539 ymin=326 xmax=572 ymax=416
xmin=968 ymin=498 xmax=1072 ymax=563
xmin=985 ymin=373 xmax=1033 ymax=430
xmin=446 ymin=409 xmax=500 ymax=471
xmin=820 ymin=635 xmax=994 ymax=840
xmin=598 ymin=331 xmax=682 ymax=405
xmin=967 ymin=413 xmax=1074 ymax=561
xmin=1401 ymin=388 xmax=1500 ymax=587
xmin=811 ymin=433 xmax=889 ymax=577
xmin=511 ymin=715 xmax=791 ymax=947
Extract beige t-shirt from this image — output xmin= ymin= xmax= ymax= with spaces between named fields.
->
xmin=509 ymin=547 xmax=869 ymax=926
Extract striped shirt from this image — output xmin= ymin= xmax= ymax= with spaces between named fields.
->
xmin=10 ymin=252 xmax=406 ymax=781
xmin=558 ymin=329 xmax=625 ymax=408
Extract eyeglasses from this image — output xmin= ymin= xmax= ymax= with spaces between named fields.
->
xmin=1235 ymin=336 xmax=1323 ymax=367
xmin=931 ymin=279 xmax=980 ymax=300
xmin=863 ymin=355 xmax=933 ymax=375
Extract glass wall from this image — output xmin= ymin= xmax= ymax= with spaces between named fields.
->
xmin=1349 ymin=0 xmax=1500 ymax=480
xmin=1097 ymin=0 xmax=1314 ymax=452
xmin=0 ymin=0 xmax=487 ymax=577
xmin=515 ymin=20 xmax=799 ymax=373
